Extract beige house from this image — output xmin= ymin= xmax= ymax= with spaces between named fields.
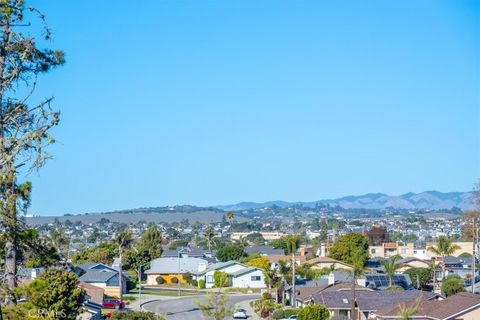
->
xmin=305 ymin=256 xmax=353 ymax=271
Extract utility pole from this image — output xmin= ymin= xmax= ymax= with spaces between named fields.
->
xmin=473 ymin=218 xmax=477 ymax=293
xmin=291 ymin=251 xmax=296 ymax=307
xmin=138 ymin=265 xmax=142 ymax=309
xmin=178 ymin=249 xmax=181 ymax=296
xmin=351 ymin=271 xmax=356 ymax=320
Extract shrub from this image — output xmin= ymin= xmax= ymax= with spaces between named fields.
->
xmin=272 ymin=309 xmax=285 ymax=319
xmin=126 ymin=278 xmax=137 ymax=291
xmin=262 ymin=292 xmax=272 ymax=300
xmin=284 ymin=308 xmax=300 ymax=317
xmin=297 ymin=304 xmax=330 ymax=320
xmin=213 ymin=271 xmax=229 ymax=288
xmin=199 ymin=279 xmax=205 ymax=289
xmin=442 ymin=275 xmax=465 ymax=297
xmin=156 ymin=276 xmax=165 ymax=285
xmin=171 ymin=277 xmax=179 ymax=284
xmin=190 ymin=279 xmax=198 ymax=287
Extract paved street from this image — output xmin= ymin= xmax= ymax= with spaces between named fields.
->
xmin=142 ymin=294 xmax=260 ymax=320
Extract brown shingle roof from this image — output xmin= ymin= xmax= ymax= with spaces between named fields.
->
xmin=376 ymin=292 xmax=480 ymax=319
xmin=79 ymin=281 xmax=104 ymax=305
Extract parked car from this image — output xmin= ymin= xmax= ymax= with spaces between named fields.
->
xmin=281 ymin=316 xmax=297 ymax=320
xmin=102 ymin=298 xmax=124 ymax=309
xmin=233 ymin=308 xmax=248 ymax=319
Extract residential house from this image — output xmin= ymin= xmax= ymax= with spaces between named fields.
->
xmin=196 ymin=261 xmax=266 ymax=289
xmin=245 ymin=245 xmax=284 ymax=256
xmin=305 ymin=256 xmax=354 ymax=272
xmin=311 ymin=289 xmax=439 ymax=320
xmin=78 ymin=282 xmax=104 ymax=320
xmin=145 ymin=257 xmax=208 ymax=285
xmin=75 ymin=263 xmax=127 ymax=298
xmin=375 ymin=292 xmax=480 ymax=320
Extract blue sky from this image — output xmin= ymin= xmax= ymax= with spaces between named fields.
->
xmin=27 ymin=0 xmax=479 ymax=215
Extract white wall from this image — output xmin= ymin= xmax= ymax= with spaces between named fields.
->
xmin=232 ymin=270 xmax=266 ymax=288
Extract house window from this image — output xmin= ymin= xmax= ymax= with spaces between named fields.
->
xmin=207 ymin=275 xmax=214 ymax=283
xmin=371 ymin=249 xmax=376 ymax=254
xmin=401 ymin=248 xmax=408 ymax=254
xmin=251 ymin=276 xmax=261 ymax=281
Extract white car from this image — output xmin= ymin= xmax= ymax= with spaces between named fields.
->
xmin=233 ymin=308 xmax=248 ymax=319
xmin=281 ymin=316 xmax=297 ymax=320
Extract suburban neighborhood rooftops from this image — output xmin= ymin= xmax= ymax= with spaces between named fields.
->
xmin=312 ymin=290 xmax=438 ymax=311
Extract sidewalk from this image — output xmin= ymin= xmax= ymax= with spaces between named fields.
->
xmin=234 ymin=299 xmax=260 ymax=320
xmin=126 ymin=294 xmax=179 ymax=311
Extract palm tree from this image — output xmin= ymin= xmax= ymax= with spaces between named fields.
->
xmin=285 ymin=235 xmax=301 ymax=307
xmin=225 ymin=211 xmax=235 ymax=227
xmin=204 ymin=226 xmax=217 ymax=252
xmin=397 ymin=298 xmax=422 ymax=320
xmin=277 ymin=260 xmax=291 ymax=306
xmin=114 ymin=229 xmax=133 ymax=305
xmin=428 ymin=236 xmax=461 ymax=280
xmin=381 ymin=255 xmax=402 ymax=287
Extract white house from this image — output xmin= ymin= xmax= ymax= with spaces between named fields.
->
xmin=196 ymin=261 xmax=266 ymax=289
xmin=230 ymin=267 xmax=266 ymax=288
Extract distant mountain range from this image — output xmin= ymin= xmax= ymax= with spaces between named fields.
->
xmin=217 ymin=191 xmax=475 ymax=211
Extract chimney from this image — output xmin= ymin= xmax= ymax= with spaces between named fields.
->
xmin=357 ymin=277 xmax=366 ymax=287
xmin=299 ymin=247 xmax=306 ymax=257
xmin=320 ymin=244 xmax=326 ymax=257
xmin=328 ymin=272 xmax=335 ymax=285
xmin=31 ymin=268 xmax=39 ymax=280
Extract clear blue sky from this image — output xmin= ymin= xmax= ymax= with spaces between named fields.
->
xmin=28 ymin=0 xmax=479 ymax=215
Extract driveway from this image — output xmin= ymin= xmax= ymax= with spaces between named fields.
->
xmin=142 ymin=293 xmax=260 ymax=320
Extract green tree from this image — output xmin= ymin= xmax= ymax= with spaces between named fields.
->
xmin=15 ymin=269 xmax=85 ymax=320
xmin=328 ymin=233 xmax=369 ymax=267
xmin=427 ymin=236 xmax=461 ymax=280
xmin=246 ymin=257 xmax=270 ymax=270
xmin=213 ymin=271 xmax=229 ymax=288
xmin=381 ymin=255 xmax=402 ymax=287
xmin=0 ymin=1 xmax=64 ymax=299
xmin=124 ymin=225 xmax=163 ymax=272
xmin=404 ymin=268 xmax=432 ymax=289
xmin=297 ymin=304 xmax=330 ymax=320
xmin=216 ymin=244 xmax=246 ymax=262
xmin=195 ymin=292 xmax=233 ymax=320
xmin=441 ymin=275 xmax=465 ymax=297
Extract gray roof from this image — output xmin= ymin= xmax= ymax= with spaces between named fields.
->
xmin=198 ymin=261 xmax=244 ymax=275
xmin=312 ymin=290 xmax=438 ymax=311
xmin=245 ymin=246 xmax=284 ymax=256
xmin=162 ymin=248 xmax=213 ymax=258
xmin=17 ymin=268 xmax=45 ymax=281
xmin=145 ymin=257 xmax=208 ymax=275
xmin=78 ymin=270 xmax=117 ymax=283
xmin=230 ymin=267 xmax=261 ymax=277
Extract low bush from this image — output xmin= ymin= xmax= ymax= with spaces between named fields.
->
xmin=199 ymin=279 xmax=205 ymax=289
